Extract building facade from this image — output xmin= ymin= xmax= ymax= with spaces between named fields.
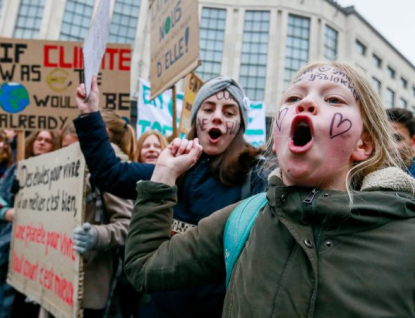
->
xmin=1 ymin=0 xmax=414 ymax=121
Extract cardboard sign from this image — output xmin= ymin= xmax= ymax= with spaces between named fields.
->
xmin=0 ymin=37 xmax=131 ymax=130
xmin=82 ymin=0 xmax=111 ymax=98
xmin=136 ymin=78 xmax=183 ymax=137
xmin=7 ymin=143 xmax=86 ymax=318
xmin=150 ymin=0 xmax=200 ymax=100
xmin=178 ymin=72 xmax=203 ymax=137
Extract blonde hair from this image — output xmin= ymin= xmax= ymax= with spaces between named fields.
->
xmin=101 ymin=110 xmax=137 ymax=161
xmin=270 ymin=61 xmax=405 ymax=197
xmin=60 ymin=122 xmax=78 ymax=146
xmin=136 ymin=130 xmax=167 ymax=163
xmin=25 ymin=130 xmax=60 ymax=159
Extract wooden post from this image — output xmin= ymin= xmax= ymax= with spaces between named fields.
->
xmin=172 ymin=85 xmax=178 ymax=138
xmin=16 ymin=131 xmax=25 ymax=161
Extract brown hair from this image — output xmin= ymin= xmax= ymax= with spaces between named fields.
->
xmin=101 ymin=110 xmax=137 ymax=161
xmin=0 ymin=130 xmax=13 ymax=167
xmin=60 ymin=122 xmax=78 ymax=146
xmin=187 ymin=126 xmax=263 ymax=186
xmin=25 ymin=130 xmax=60 ymax=159
xmin=136 ymin=130 xmax=167 ymax=163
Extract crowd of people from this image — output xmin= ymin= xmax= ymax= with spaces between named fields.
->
xmin=0 ymin=59 xmax=414 ymax=318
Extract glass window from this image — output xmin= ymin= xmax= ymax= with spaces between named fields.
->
xmin=284 ymin=15 xmax=310 ymax=89
xmin=13 ymin=0 xmax=46 ymax=39
xmin=387 ymin=66 xmax=395 ymax=79
xmin=355 ymin=40 xmax=366 ymax=56
xmin=109 ymin=0 xmax=140 ymax=44
xmin=372 ymin=77 xmax=381 ymax=95
xmin=238 ymin=10 xmax=270 ymax=101
xmin=196 ymin=8 xmax=227 ymax=81
xmin=324 ymin=25 xmax=338 ymax=61
xmin=400 ymin=77 xmax=408 ymax=89
xmin=386 ymin=88 xmax=395 ymax=107
xmin=399 ymin=98 xmax=408 ymax=109
xmin=372 ymin=54 xmax=382 ymax=68
xmin=60 ymin=0 xmax=94 ymax=41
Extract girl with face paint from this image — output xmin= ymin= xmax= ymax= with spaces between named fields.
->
xmin=74 ymin=76 xmax=267 ymax=318
xmin=125 ymin=62 xmax=415 ymax=318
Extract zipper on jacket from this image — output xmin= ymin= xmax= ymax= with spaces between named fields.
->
xmin=303 ymin=188 xmax=322 ymax=248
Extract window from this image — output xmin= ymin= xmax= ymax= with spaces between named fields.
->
xmin=324 ymin=25 xmax=338 ymax=61
xmin=109 ymin=0 xmax=141 ymax=45
xmin=387 ymin=66 xmax=395 ymax=79
xmin=386 ymin=88 xmax=395 ymax=107
xmin=238 ymin=11 xmax=270 ymax=101
xmin=372 ymin=77 xmax=381 ymax=95
xmin=372 ymin=54 xmax=382 ymax=68
xmin=60 ymin=0 xmax=94 ymax=41
xmin=399 ymin=98 xmax=408 ymax=109
xmin=355 ymin=40 xmax=366 ymax=56
xmin=196 ymin=8 xmax=227 ymax=81
xmin=13 ymin=0 xmax=46 ymax=39
xmin=284 ymin=14 xmax=310 ymax=89
xmin=400 ymin=77 xmax=408 ymax=89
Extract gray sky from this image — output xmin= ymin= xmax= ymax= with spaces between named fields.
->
xmin=336 ymin=0 xmax=415 ymax=65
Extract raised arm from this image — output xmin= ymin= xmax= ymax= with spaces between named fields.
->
xmin=74 ymin=77 xmax=154 ymax=200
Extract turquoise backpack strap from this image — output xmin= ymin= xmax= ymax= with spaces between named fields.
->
xmin=223 ymin=192 xmax=267 ymax=287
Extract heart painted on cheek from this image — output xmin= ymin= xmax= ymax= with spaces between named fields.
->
xmin=330 ymin=112 xmax=352 ymax=139
xmin=276 ymin=108 xmax=288 ymax=131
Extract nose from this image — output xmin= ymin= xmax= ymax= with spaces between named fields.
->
xmin=212 ymin=108 xmax=224 ymax=124
xmin=296 ymin=97 xmax=318 ymax=115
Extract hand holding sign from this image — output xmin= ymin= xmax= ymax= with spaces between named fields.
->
xmin=75 ymin=76 xmax=100 ymax=115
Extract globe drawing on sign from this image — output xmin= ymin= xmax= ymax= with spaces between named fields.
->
xmin=0 ymin=82 xmax=30 ymax=114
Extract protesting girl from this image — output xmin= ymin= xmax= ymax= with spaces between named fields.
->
xmin=124 ymin=61 xmax=415 ymax=317
xmin=74 ymin=76 xmax=267 ymax=317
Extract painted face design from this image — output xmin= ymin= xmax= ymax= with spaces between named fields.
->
xmin=141 ymin=134 xmax=162 ymax=164
xmin=195 ymin=90 xmax=241 ymax=156
xmin=273 ymin=67 xmax=367 ymax=190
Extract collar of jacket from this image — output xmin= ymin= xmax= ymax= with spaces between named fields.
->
xmin=265 ymin=167 xmax=415 ymax=236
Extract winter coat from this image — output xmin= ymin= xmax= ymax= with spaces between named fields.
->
xmin=74 ymin=112 xmax=268 ymax=317
xmin=125 ymin=167 xmax=415 ymax=318
xmin=82 ymin=144 xmax=132 ymax=310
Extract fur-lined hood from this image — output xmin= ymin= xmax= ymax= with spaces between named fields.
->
xmin=268 ymin=167 xmax=415 ymax=194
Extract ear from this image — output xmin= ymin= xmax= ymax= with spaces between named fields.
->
xmin=351 ymin=132 xmax=373 ymax=162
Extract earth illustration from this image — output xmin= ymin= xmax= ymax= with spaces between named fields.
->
xmin=0 ymin=82 xmax=30 ymax=113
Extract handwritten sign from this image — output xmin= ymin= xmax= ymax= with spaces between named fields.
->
xmin=82 ymin=0 xmax=111 ymax=98
xmin=178 ymin=72 xmax=203 ymax=137
xmin=150 ymin=0 xmax=200 ymax=100
xmin=7 ymin=143 xmax=86 ymax=318
xmin=0 ymin=37 xmax=131 ymax=130
xmin=136 ymin=78 xmax=183 ymax=137
xmin=244 ymin=102 xmax=266 ymax=147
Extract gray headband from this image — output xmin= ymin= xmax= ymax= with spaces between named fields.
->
xmin=190 ymin=76 xmax=249 ymax=130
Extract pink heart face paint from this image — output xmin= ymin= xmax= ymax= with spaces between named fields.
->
xmin=273 ymin=66 xmax=365 ymax=190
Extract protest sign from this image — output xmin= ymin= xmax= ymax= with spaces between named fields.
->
xmin=150 ymin=0 xmax=200 ymax=100
xmin=8 ymin=143 xmax=86 ymax=318
xmin=82 ymin=0 xmax=111 ymax=98
xmin=244 ymin=102 xmax=266 ymax=147
xmin=178 ymin=72 xmax=203 ymax=137
xmin=0 ymin=38 xmax=131 ymax=130
xmin=136 ymin=78 xmax=183 ymax=137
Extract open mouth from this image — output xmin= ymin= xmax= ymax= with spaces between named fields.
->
xmin=208 ymin=128 xmax=222 ymax=141
xmin=293 ymin=122 xmax=312 ymax=146
xmin=289 ymin=116 xmax=314 ymax=153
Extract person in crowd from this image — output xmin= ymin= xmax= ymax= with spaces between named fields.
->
xmin=74 ymin=76 xmax=268 ymax=318
xmin=124 ymin=61 xmax=415 ymax=318
xmin=386 ymin=108 xmax=415 ymax=177
xmin=0 ymin=131 xmax=13 ymax=179
xmin=0 ymin=130 xmax=59 ymax=318
xmin=61 ymin=117 xmax=133 ymax=318
xmin=136 ymin=130 xmax=167 ymax=164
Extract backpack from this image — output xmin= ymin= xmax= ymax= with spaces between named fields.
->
xmin=223 ymin=192 xmax=267 ymax=287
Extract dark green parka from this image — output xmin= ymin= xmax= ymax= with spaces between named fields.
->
xmin=125 ymin=167 xmax=415 ymax=318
